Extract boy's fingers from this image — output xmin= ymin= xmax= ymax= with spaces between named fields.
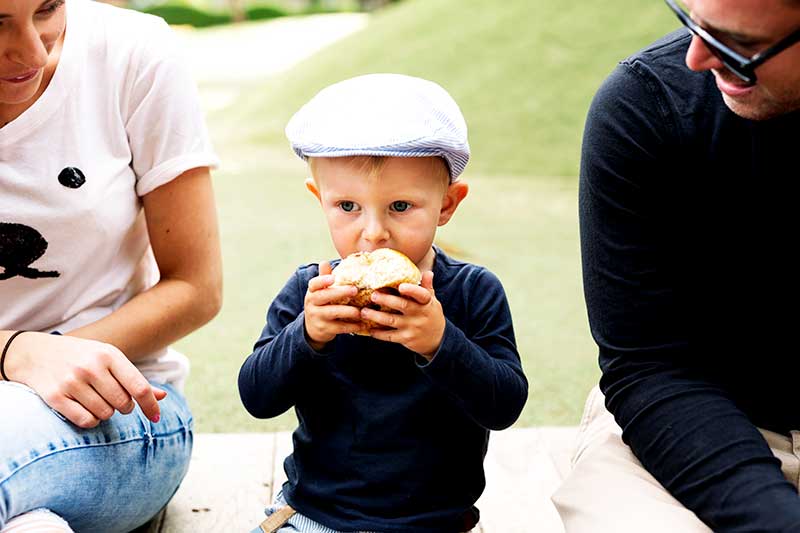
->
xmin=367 ymin=327 xmax=399 ymax=344
xmin=334 ymin=321 xmax=370 ymax=336
xmin=308 ymin=285 xmax=357 ymax=304
xmin=316 ymin=304 xmax=362 ymax=322
xmin=395 ymin=284 xmax=431 ymax=305
xmin=371 ymin=291 xmax=413 ymax=311
xmin=361 ymin=307 xmax=400 ymax=329
xmin=319 ymin=261 xmax=332 ymax=276
xmin=420 ymin=271 xmax=434 ymax=291
xmin=308 ymin=274 xmax=335 ymax=292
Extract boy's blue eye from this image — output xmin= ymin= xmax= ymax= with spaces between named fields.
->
xmin=391 ymin=201 xmax=411 ymax=212
xmin=339 ymin=201 xmax=356 ymax=212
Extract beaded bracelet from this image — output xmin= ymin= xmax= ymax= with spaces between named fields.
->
xmin=1 ymin=330 xmax=29 ymax=381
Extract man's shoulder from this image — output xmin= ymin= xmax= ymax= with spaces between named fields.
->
xmin=590 ymin=29 xmax=721 ymax=138
xmin=624 ymin=29 xmax=692 ymax=67
xmin=614 ymin=29 xmax=698 ymax=88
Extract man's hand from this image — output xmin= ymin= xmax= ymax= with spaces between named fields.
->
xmin=5 ymin=332 xmax=166 ymax=428
xmin=304 ymin=261 xmax=365 ymax=351
xmin=360 ymin=271 xmax=445 ymax=359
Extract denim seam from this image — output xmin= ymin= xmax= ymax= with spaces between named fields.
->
xmin=0 ymin=425 xmax=191 ymax=485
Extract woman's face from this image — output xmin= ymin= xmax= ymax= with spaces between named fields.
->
xmin=0 ymin=0 xmax=66 ymax=108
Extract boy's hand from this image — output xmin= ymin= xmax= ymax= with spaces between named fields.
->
xmin=304 ymin=261 xmax=364 ymax=351
xmin=361 ymin=271 xmax=444 ymax=359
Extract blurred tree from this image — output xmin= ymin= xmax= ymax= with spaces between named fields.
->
xmin=228 ymin=0 xmax=245 ymax=21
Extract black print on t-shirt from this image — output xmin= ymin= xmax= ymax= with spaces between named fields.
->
xmin=58 ymin=167 xmax=86 ymax=189
xmin=0 ymin=223 xmax=60 ymax=280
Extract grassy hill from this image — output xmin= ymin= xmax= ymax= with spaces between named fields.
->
xmin=222 ymin=0 xmax=678 ymax=177
xmin=180 ymin=0 xmax=680 ymax=432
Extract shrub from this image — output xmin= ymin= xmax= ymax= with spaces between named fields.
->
xmin=141 ymin=3 xmax=288 ymax=27
xmin=245 ymin=5 xmax=287 ymax=20
xmin=142 ymin=4 xmax=231 ymax=27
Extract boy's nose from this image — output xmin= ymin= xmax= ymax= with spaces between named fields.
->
xmin=362 ymin=216 xmax=390 ymax=245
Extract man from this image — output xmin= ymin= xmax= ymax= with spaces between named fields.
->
xmin=552 ymin=0 xmax=800 ymax=531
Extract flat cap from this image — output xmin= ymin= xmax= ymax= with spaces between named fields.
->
xmin=286 ymin=73 xmax=470 ymax=180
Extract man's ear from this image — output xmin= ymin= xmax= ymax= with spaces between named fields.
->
xmin=438 ymin=181 xmax=469 ymax=226
xmin=305 ymin=177 xmax=322 ymax=203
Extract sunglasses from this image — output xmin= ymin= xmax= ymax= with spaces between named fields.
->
xmin=664 ymin=0 xmax=800 ymax=86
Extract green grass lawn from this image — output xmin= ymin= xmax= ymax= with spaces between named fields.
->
xmin=176 ymin=0 xmax=680 ymax=432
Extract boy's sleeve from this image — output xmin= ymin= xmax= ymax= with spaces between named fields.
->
xmin=238 ymin=266 xmax=323 ymax=419
xmin=418 ymin=268 xmax=528 ymax=431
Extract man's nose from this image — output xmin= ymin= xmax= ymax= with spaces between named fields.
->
xmin=685 ymin=34 xmax=724 ymax=73
xmin=7 ymin=23 xmax=49 ymax=70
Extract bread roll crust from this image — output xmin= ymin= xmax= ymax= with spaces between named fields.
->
xmin=331 ymin=248 xmax=422 ymax=332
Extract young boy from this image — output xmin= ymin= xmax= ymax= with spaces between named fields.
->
xmin=239 ymin=73 xmax=528 ymax=533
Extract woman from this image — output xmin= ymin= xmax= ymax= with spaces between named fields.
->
xmin=0 ymin=0 xmax=222 ymax=531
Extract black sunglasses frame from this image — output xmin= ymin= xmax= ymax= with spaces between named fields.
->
xmin=664 ymin=0 xmax=800 ymax=86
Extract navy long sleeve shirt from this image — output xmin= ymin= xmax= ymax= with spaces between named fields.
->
xmin=238 ymin=248 xmax=528 ymax=533
xmin=582 ymin=30 xmax=800 ymax=531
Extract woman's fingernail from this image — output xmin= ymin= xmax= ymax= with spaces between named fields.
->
xmin=151 ymin=414 xmax=160 ymax=423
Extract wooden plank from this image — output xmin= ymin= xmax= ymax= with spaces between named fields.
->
xmin=270 ymin=431 xmax=293 ymax=502
xmin=476 ymin=427 xmax=576 ymax=533
xmin=161 ymin=428 xmax=576 ymax=532
xmin=160 ymin=433 xmax=275 ymax=532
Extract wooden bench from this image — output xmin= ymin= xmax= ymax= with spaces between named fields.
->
xmin=146 ymin=427 xmax=576 ymax=532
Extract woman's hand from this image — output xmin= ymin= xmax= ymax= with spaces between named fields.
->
xmin=303 ymin=261 xmax=364 ymax=351
xmin=360 ymin=271 xmax=445 ymax=359
xmin=4 ymin=332 xmax=165 ymax=428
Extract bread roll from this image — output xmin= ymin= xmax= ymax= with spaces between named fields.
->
xmin=331 ymin=248 xmax=422 ymax=332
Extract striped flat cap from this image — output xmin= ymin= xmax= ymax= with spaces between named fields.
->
xmin=286 ymin=73 xmax=470 ymax=180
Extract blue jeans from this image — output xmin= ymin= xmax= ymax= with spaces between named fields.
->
xmin=0 ymin=380 xmax=193 ymax=532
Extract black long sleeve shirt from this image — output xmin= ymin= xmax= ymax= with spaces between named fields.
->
xmin=238 ymin=248 xmax=528 ymax=533
xmin=582 ymin=29 xmax=800 ymax=531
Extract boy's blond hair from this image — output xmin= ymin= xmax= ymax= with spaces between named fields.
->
xmin=309 ymin=156 xmax=451 ymax=187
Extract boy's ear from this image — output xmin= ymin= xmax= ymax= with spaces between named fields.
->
xmin=438 ymin=181 xmax=469 ymax=226
xmin=305 ymin=177 xmax=322 ymax=203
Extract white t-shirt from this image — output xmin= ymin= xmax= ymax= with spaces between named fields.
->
xmin=0 ymin=0 xmax=219 ymax=388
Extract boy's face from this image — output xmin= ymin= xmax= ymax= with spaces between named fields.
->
xmin=307 ymin=156 xmax=468 ymax=271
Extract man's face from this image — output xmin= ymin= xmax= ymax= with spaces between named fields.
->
xmin=684 ymin=0 xmax=800 ymax=120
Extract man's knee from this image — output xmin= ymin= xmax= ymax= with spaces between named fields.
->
xmin=553 ymin=389 xmax=711 ymax=533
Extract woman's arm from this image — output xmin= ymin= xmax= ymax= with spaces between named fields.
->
xmin=68 ymin=166 xmax=222 ymax=359
xmin=2 ymin=166 xmax=221 ymax=428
